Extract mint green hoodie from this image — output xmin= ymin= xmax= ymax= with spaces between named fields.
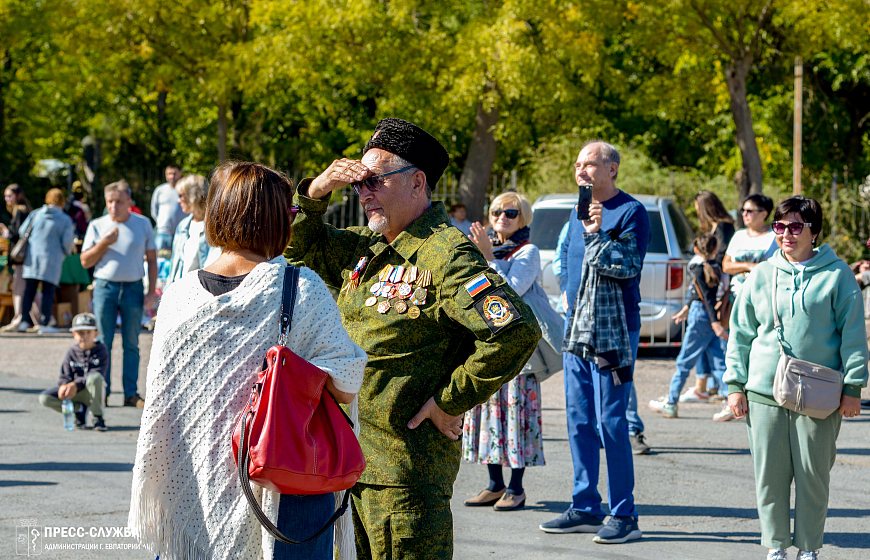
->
xmin=725 ymin=244 xmax=868 ymax=405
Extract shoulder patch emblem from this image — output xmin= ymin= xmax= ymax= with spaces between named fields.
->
xmin=474 ymin=288 xmax=522 ymax=334
xmin=465 ymin=274 xmax=492 ymax=298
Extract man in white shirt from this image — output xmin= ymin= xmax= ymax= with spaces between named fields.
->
xmin=82 ymin=181 xmax=157 ymax=408
xmin=150 ymin=164 xmax=188 ymax=251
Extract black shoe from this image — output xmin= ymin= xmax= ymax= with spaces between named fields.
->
xmin=631 ymin=432 xmax=651 ymax=455
xmin=124 ymin=394 xmax=145 ymax=408
xmin=593 ymin=515 xmax=643 ymax=544
xmin=539 ymin=509 xmax=604 ymax=533
xmin=74 ymin=406 xmax=88 ymax=429
xmin=92 ymin=416 xmax=107 ymax=432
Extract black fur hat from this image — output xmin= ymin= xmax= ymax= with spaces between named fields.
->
xmin=363 ymin=118 xmax=449 ymax=188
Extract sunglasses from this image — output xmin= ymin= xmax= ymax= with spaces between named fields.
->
xmin=491 ymin=209 xmax=520 ymax=219
xmin=350 ymin=166 xmax=416 ymax=195
xmin=741 ymin=208 xmax=759 ymax=214
xmin=288 ymin=206 xmax=301 ymax=224
xmin=772 ymin=221 xmax=812 ymax=235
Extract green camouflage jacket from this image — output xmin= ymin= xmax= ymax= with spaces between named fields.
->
xmin=285 ymin=181 xmax=541 ymax=486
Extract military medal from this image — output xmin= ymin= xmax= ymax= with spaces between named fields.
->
xmin=394 ymin=300 xmax=408 ymax=314
xmin=342 ymin=256 xmax=368 ymax=294
xmin=378 ymin=265 xmax=394 ymax=282
xmin=377 ymin=301 xmax=391 ymax=314
xmin=365 ymin=296 xmax=377 ymax=307
xmin=408 ymin=306 xmax=421 ymax=319
xmin=370 ymin=281 xmax=383 ymax=294
xmin=389 ymin=266 xmax=405 ymax=283
xmin=402 ymin=266 xmax=418 ymax=284
xmin=411 ymin=287 xmax=427 ymax=306
xmin=397 ymin=282 xmax=413 ymax=298
xmin=417 ymin=269 xmax=432 ymax=288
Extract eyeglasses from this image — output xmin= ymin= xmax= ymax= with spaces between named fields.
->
xmin=288 ymin=206 xmax=301 ymax=224
xmin=491 ymin=209 xmax=520 ymax=219
xmin=772 ymin=221 xmax=812 ymax=236
xmin=350 ymin=166 xmax=416 ymax=195
xmin=741 ymin=208 xmax=759 ymax=214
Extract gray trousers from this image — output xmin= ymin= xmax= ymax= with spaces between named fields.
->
xmin=40 ymin=373 xmax=105 ymax=418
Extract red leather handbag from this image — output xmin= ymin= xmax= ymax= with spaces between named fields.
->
xmin=231 ymin=266 xmax=366 ymax=544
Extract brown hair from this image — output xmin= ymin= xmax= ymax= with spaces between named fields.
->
xmin=694 ymin=190 xmax=734 ymax=232
xmin=694 ymin=233 xmax=720 ymax=287
xmin=204 ymin=161 xmax=294 ymax=260
xmin=45 ymin=188 xmax=66 ymax=207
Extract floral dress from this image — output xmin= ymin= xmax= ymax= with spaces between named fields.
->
xmin=462 ymin=236 xmax=546 ymax=468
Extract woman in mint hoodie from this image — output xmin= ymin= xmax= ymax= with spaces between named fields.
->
xmin=724 ymin=196 xmax=867 ymax=560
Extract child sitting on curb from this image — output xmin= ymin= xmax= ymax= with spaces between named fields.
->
xmin=39 ymin=312 xmax=109 ymax=431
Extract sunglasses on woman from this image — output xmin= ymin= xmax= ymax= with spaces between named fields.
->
xmin=350 ymin=166 xmax=416 ymax=195
xmin=491 ymin=209 xmax=520 ymax=219
xmin=772 ymin=221 xmax=812 ymax=235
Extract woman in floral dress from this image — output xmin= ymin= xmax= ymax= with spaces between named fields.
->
xmin=462 ymin=192 xmax=555 ymax=512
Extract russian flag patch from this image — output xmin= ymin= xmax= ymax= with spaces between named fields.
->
xmin=465 ymin=274 xmax=492 ymax=298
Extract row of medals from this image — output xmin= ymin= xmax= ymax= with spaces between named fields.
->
xmin=363 ymin=264 xmax=431 ymax=318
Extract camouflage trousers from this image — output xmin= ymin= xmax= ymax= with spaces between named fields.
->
xmin=351 ymin=482 xmax=453 ymax=560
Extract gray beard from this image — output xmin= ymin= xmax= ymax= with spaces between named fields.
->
xmin=367 ymin=215 xmax=389 ymax=234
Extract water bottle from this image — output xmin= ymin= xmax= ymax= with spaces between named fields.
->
xmin=62 ymin=399 xmax=75 ymax=431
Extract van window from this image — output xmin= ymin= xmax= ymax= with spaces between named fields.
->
xmin=529 ymin=207 xmax=573 ymax=250
xmin=668 ymin=203 xmax=695 ymax=255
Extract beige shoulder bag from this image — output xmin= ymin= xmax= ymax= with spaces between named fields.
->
xmin=771 ymin=268 xmax=843 ymax=419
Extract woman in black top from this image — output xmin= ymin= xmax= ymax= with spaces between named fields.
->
xmin=0 ymin=184 xmax=37 ymax=332
xmin=695 ymin=190 xmax=735 ymax=265
xmin=679 ymin=190 xmax=735 ymax=401
xmin=648 ymin=233 xmax=728 ymax=419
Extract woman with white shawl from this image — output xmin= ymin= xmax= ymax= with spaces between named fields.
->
xmin=129 ymin=161 xmax=367 ymax=560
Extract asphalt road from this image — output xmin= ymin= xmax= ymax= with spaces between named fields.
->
xmin=0 ymin=332 xmax=867 ymax=559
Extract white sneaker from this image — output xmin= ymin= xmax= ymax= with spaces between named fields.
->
xmin=797 ymin=551 xmax=819 ymax=560
xmin=38 ymin=325 xmax=60 ymax=334
xmin=678 ymin=387 xmax=709 ymax=402
xmin=0 ymin=319 xmax=22 ymax=332
xmin=713 ymin=404 xmax=736 ymax=422
xmin=766 ymin=550 xmax=788 ymax=560
xmin=648 ymin=397 xmax=678 ymax=418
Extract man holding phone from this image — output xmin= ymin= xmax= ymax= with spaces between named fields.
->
xmin=541 ymin=141 xmax=651 ymax=544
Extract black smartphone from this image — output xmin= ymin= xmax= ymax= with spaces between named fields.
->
xmin=576 ymin=184 xmax=593 ymax=220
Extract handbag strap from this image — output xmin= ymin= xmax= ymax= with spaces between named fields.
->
xmin=770 ymin=268 xmax=787 ymax=354
xmin=236 ymin=411 xmax=352 ymax=545
xmin=237 ymin=263 xmax=353 ymax=544
xmin=279 ymin=265 xmax=300 ymax=347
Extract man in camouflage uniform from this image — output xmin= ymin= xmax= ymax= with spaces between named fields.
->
xmin=285 ymin=118 xmax=541 ymax=559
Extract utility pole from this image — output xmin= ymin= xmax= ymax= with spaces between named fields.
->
xmin=793 ymin=57 xmax=803 ymax=195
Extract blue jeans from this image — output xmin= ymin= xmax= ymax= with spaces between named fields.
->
xmin=92 ymin=279 xmax=144 ymax=399
xmin=154 ymin=232 xmax=173 ymax=252
xmin=272 ymin=493 xmax=335 ymax=560
xmin=564 ymin=330 xmax=640 ymax=519
xmin=667 ymin=301 xmax=726 ymax=404
xmin=694 ymin=353 xmax=720 ymax=392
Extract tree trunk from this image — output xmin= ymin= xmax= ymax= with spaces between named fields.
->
xmin=725 ymin=58 xmax=764 ymax=203
xmin=156 ymin=90 xmax=168 ymax=158
xmin=459 ymin=100 xmax=499 ymax=222
xmin=217 ymin=103 xmax=228 ymax=163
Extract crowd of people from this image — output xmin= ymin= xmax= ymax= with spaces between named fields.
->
xmin=3 ymin=117 xmax=867 ymax=560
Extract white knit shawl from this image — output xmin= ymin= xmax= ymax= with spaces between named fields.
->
xmin=129 ymin=258 xmax=367 ymax=560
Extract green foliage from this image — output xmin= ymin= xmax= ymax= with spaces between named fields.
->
xmin=2 ymin=0 xmax=870 ymax=241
